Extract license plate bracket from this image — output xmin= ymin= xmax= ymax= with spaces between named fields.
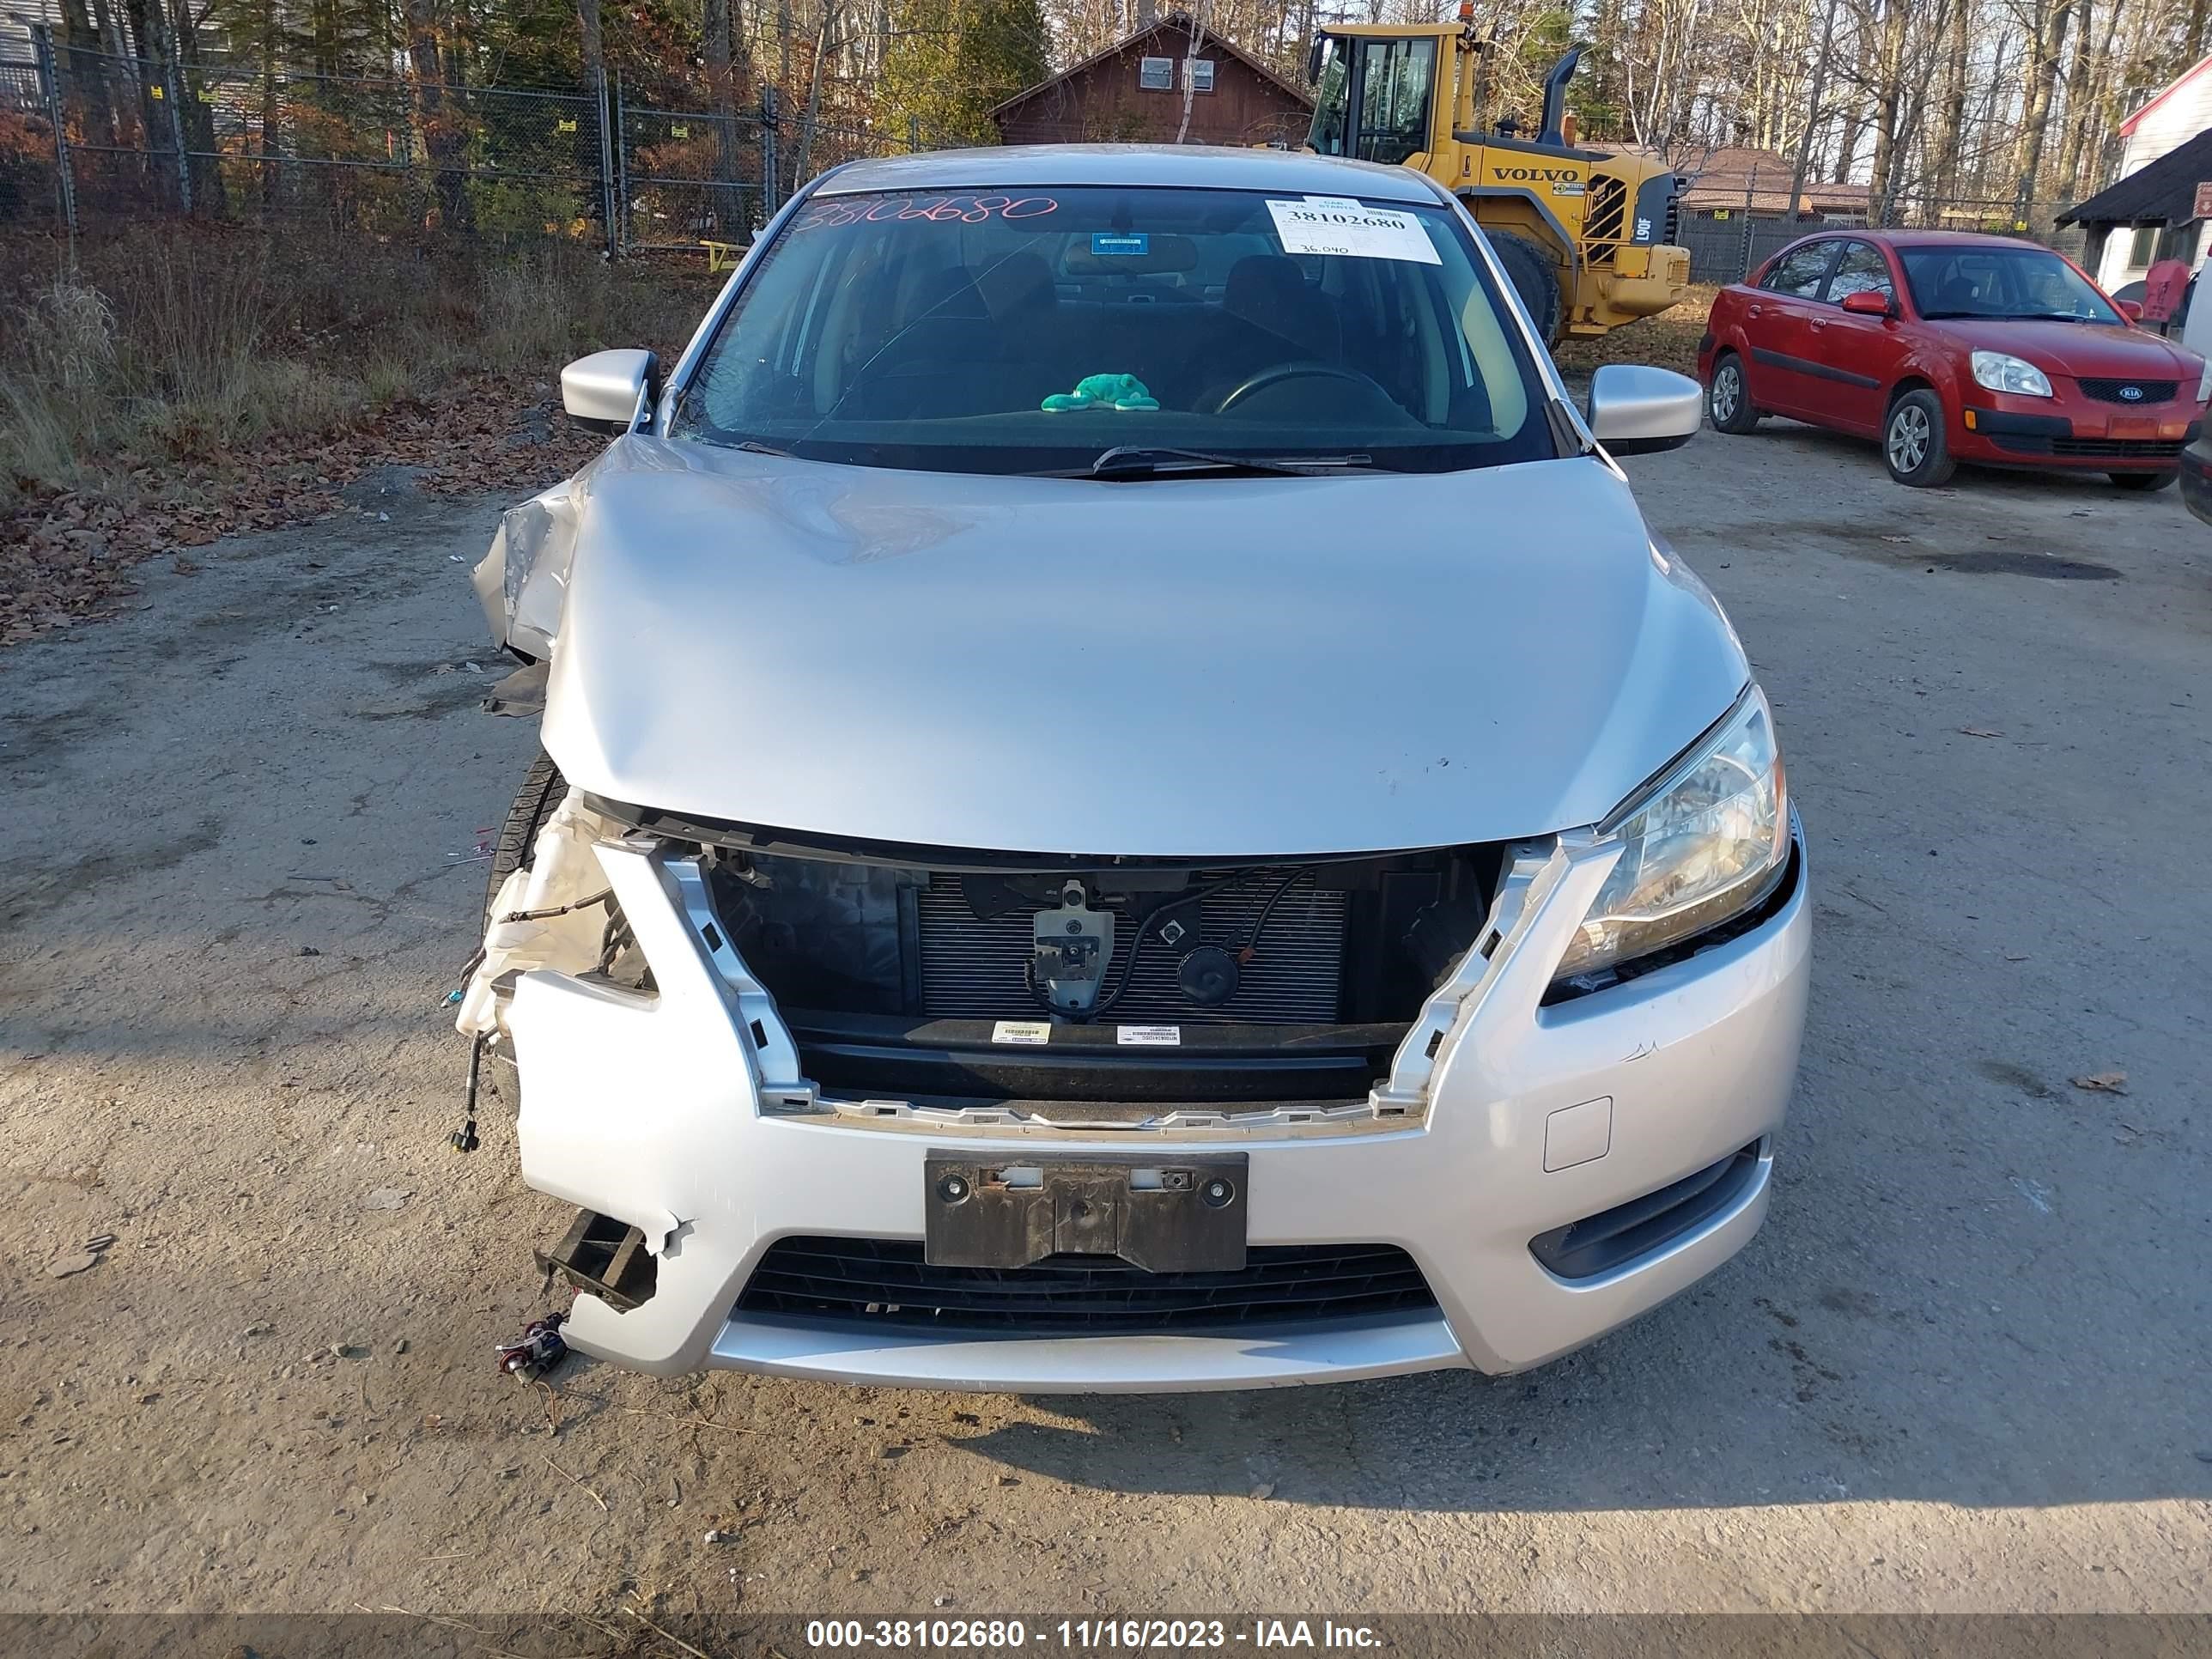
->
xmin=923 ymin=1152 xmax=1249 ymax=1272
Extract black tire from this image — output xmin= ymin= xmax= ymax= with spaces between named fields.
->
xmin=484 ymin=749 xmax=568 ymax=927
xmin=1707 ymin=351 xmax=1761 ymax=434
xmin=2109 ymin=469 xmax=2177 ymax=491
xmin=478 ymin=749 xmax=568 ymax=1103
xmin=1484 ymin=228 xmax=1565 ymax=346
xmin=1882 ymin=389 xmax=1955 ymax=487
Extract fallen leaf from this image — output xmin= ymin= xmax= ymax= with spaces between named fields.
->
xmin=2071 ymin=1071 xmax=2128 ymax=1095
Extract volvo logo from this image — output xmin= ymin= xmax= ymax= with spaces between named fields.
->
xmin=1490 ymin=165 xmax=1579 ymax=184
xmin=2119 ymin=384 xmax=2144 ymax=400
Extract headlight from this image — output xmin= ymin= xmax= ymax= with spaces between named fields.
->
xmin=1970 ymin=350 xmax=2052 ymax=398
xmin=1552 ymin=684 xmax=1790 ymax=984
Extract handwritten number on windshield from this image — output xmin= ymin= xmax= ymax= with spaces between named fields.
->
xmin=792 ymin=195 xmax=1060 ymax=230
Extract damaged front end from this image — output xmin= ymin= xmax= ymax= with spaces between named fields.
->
xmin=453 ymin=776 xmax=1561 ymax=1374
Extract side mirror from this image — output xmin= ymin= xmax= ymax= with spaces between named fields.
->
xmin=1839 ymin=289 xmax=1893 ymax=317
xmin=2117 ymin=298 xmax=2144 ymax=323
xmin=562 ymin=348 xmax=659 ymax=434
xmin=1586 ymin=363 xmax=1701 ymax=455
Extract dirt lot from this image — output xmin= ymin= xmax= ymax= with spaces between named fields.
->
xmin=2 ymin=419 xmax=2209 ymax=1629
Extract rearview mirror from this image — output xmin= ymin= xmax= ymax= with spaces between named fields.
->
xmin=2117 ymin=298 xmax=2144 ymax=323
xmin=562 ymin=348 xmax=659 ymax=434
xmin=1585 ymin=363 xmax=1700 ymax=455
xmin=1839 ymin=289 xmax=1892 ymax=317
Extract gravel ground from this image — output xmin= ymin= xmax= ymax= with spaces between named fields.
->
xmin=2 ymin=424 xmax=2208 ymax=1624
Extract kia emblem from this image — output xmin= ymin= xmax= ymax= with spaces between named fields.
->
xmin=2119 ymin=384 xmax=2144 ymax=400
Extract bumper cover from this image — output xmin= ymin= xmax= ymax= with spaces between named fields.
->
xmin=507 ymin=823 xmax=1811 ymax=1390
xmin=1960 ymin=404 xmax=2198 ymax=468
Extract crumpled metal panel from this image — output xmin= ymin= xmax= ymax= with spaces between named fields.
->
xmin=454 ymin=789 xmax=628 ymax=1038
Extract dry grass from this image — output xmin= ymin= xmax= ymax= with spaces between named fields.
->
xmin=0 ymin=228 xmax=708 ymax=510
xmin=0 ymin=228 xmax=714 ymax=643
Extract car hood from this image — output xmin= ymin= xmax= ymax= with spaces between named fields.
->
xmin=532 ymin=438 xmax=1748 ymax=856
xmin=1926 ymin=319 xmax=2197 ymax=380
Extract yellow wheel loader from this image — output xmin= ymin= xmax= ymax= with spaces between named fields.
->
xmin=1302 ymin=21 xmax=1691 ymax=344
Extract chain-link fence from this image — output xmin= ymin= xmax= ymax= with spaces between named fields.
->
xmin=0 ymin=28 xmax=950 ymax=255
xmin=1674 ymin=159 xmax=2087 ymax=284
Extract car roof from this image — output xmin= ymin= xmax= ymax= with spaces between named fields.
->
xmin=1856 ymin=228 xmax=2063 ymax=252
xmin=811 ymin=144 xmax=1446 ymax=204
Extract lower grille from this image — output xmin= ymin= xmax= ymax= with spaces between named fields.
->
xmin=2076 ymin=377 xmax=2178 ymax=404
xmin=916 ymin=871 xmax=1347 ymax=1024
xmin=1990 ymin=434 xmax=2186 ymax=459
xmin=2052 ymin=435 xmax=2186 ymax=459
xmin=738 ymin=1237 xmax=1436 ymax=1331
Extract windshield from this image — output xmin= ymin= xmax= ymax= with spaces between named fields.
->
xmin=670 ymin=184 xmax=1547 ymax=476
xmin=1900 ymin=244 xmax=2122 ymax=324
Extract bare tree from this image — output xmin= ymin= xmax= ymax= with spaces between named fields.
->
xmin=1174 ymin=0 xmax=1206 ymax=143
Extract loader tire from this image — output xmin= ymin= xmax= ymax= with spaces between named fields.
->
xmin=477 ymin=749 xmax=568 ymax=1105
xmin=1486 ymin=229 xmax=1565 ymax=346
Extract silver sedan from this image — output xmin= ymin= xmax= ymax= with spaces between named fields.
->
xmin=459 ymin=143 xmax=1808 ymax=1391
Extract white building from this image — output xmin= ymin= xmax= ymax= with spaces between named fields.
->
xmin=2067 ymin=53 xmax=2212 ymax=292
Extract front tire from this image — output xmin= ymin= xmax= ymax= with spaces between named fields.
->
xmin=1708 ymin=352 xmax=1761 ymax=434
xmin=1484 ymin=228 xmax=1564 ymax=346
xmin=2109 ymin=470 xmax=2177 ymax=491
xmin=1883 ymin=390 xmax=1955 ymax=487
xmin=478 ymin=749 xmax=568 ymax=1103
xmin=484 ymin=749 xmax=568 ymax=925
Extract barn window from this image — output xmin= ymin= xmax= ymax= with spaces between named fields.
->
xmin=2128 ymin=225 xmax=2158 ymax=266
xmin=1188 ymin=58 xmax=1215 ymax=91
xmin=1139 ymin=56 xmax=1173 ymax=90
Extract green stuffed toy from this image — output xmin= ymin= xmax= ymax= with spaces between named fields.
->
xmin=1041 ymin=373 xmax=1160 ymax=411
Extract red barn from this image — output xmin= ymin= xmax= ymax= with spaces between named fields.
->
xmin=988 ymin=13 xmax=1314 ymax=150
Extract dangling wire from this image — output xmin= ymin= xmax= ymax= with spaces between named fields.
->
xmin=1237 ymin=866 xmax=1314 ymax=965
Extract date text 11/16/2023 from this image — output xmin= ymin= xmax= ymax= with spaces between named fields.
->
xmin=803 ymin=1618 xmax=1384 ymax=1650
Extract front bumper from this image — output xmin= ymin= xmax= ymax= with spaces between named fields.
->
xmin=1955 ymin=399 xmax=2201 ymax=471
xmin=507 ymin=822 xmax=1811 ymax=1392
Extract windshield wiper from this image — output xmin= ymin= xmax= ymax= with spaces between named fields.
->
xmin=732 ymin=438 xmax=799 ymax=458
xmin=1050 ymin=445 xmax=1382 ymax=479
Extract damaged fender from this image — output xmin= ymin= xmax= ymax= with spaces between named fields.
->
xmin=471 ymin=447 xmax=617 ymax=660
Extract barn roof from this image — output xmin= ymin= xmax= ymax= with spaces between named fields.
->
xmin=988 ymin=12 xmax=1315 ymax=120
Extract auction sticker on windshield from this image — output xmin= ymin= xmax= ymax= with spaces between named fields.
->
xmin=1266 ymin=197 xmax=1440 ymax=264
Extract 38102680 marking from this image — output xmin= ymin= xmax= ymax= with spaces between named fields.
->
xmin=790 ymin=195 xmax=1060 ymax=230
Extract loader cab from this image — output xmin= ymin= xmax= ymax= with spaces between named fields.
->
xmin=1304 ymin=27 xmax=1585 ymax=167
xmin=1304 ymin=32 xmax=1442 ymax=167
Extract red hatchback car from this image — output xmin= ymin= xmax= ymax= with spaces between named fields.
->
xmin=1698 ymin=230 xmax=2209 ymax=488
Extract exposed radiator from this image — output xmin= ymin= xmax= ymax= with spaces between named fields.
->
xmin=915 ymin=872 xmax=1348 ymax=1024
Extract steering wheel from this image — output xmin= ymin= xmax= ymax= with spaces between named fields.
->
xmin=1210 ymin=360 xmax=1392 ymax=415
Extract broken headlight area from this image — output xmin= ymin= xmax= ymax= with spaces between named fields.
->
xmin=590 ymin=800 xmax=1506 ymax=1115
